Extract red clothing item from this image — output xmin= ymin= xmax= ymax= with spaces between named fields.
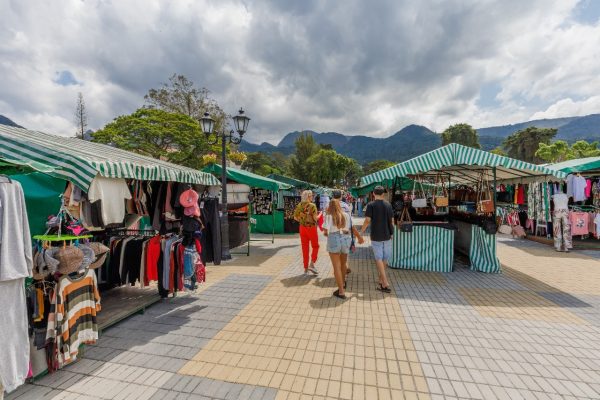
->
xmin=145 ymin=235 xmax=161 ymax=281
xmin=516 ymin=184 xmax=525 ymax=205
xmin=299 ymin=225 xmax=319 ymax=269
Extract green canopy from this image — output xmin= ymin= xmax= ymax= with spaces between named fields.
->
xmin=266 ymin=173 xmax=316 ymax=189
xmin=548 ymin=157 xmax=600 ymax=174
xmin=0 ymin=125 xmax=220 ymax=191
xmin=361 ymin=143 xmax=567 ymax=186
xmin=203 ymin=164 xmax=292 ymax=192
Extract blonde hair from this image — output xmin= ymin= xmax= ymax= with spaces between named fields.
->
xmin=301 ymin=190 xmax=313 ymax=202
xmin=327 ymin=199 xmax=346 ymax=229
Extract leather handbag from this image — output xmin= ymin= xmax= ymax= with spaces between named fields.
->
xmin=434 ymin=174 xmax=449 ymax=207
xmin=477 ymin=172 xmax=495 ymax=214
xmin=398 ymin=206 xmax=413 ymax=232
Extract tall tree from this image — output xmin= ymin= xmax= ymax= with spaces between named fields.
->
xmin=441 ymin=123 xmax=480 ymax=148
xmin=92 ymin=108 xmax=219 ymax=169
xmin=144 ymin=74 xmax=227 ymax=134
xmin=304 ymin=149 xmax=361 ymax=187
xmin=363 ymin=159 xmax=395 ymax=176
xmin=289 ymin=133 xmax=319 ymax=181
xmin=74 ymin=92 xmax=88 ymax=139
xmin=242 ymin=152 xmax=289 ymax=176
xmin=536 ymin=140 xmax=600 ymax=163
xmin=503 ymin=127 xmax=557 ymax=163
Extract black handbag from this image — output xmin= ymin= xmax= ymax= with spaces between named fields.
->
xmin=481 ymin=219 xmax=497 ymax=235
xmin=399 ymin=206 xmax=413 ymax=233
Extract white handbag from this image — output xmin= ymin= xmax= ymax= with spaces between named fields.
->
xmin=411 ymin=177 xmax=427 ymax=208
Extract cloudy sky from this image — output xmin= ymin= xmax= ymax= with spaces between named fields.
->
xmin=1 ymin=0 xmax=600 ymax=144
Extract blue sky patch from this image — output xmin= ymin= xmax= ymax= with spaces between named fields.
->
xmin=572 ymin=0 xmax=600 ymax=25
xmin=53 ymin=70 xmax=80 ymax=86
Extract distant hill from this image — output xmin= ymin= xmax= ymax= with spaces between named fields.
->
xmin=0 ymin=115 xmax=24 ymax=128
xmin=242 ymin=113 xmax=600 ymax=163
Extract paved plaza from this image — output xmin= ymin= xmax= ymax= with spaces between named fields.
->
xmin=7 ymin=229 xmax=600 ymax=400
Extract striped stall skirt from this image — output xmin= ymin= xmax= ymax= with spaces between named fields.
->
xmin=390 ymin=226 xmax=454 ymax=272
xmin=469 ymin=225 xmax=501 ymax=273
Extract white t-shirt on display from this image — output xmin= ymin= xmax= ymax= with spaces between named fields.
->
xmin=573 ymin=176 xmax=587 ymax=202
xmin=552 ymin=193 xmax=569 ymax=210
xmin=87 ymin=176 xmax=132 ymax=225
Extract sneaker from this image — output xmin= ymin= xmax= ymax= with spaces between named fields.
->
xmin=303 ymin=269 xmax=309 ymax=276
xmin=308 ymin=264 xmax=318 ymax=275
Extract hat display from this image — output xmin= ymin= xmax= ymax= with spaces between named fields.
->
xmin=89 ymin=242 xmax=110 ymax=269
xmin=184 ymin=203 xmax=200 ymax=217
xmin=179 ymin=189 xmax=199 ymax=208
xmin=54 ymin=246 xmax=84 ymax=275
xmin=32 ymin=249 xmax=57 ymax=280
xmin=78 ymin=244 xmax=96 ymax=270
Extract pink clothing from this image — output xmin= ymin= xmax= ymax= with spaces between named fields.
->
xmin=570 ymin=212 xmax=589 ymax=236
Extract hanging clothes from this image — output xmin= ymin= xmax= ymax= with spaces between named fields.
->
xmin=87 ymin=176 xmax=132 ymax=225
xmin=552 ymin=193 xmax=572 ymax=251
xmin=0 ymin=179 xmax=32 ymax=394
xmin=570 ymin=211 xmax=589 ymax=236
xmin=573 ymin=175 xmax=587 ymax=202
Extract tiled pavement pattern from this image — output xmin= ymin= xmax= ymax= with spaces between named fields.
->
xmin=7 ymin=230 xmax=600 ymax=399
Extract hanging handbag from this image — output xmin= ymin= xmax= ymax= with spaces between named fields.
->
xmin=481 ymin=219 xmax=498 ymax=234
xmin=398 ymin=206 xmax=413 ymax=232
xmin=497 ymin=208 xmax=512 ymax=234
xmin=477 ymin=172 xmax=495 ymax=214
xmin=411 ymin=176 xmax=427 ymax=208
xmin=434 ymin=174 xmax=449 ymax=207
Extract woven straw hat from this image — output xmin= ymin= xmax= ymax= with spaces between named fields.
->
xmin=55 ymin=246 xmax=84 ymax=275
xmin=89 ymin=242 xmax=110 ymax=269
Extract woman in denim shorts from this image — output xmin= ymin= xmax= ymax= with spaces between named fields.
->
xmin=323 ymin=199 xmax=352 ymax=299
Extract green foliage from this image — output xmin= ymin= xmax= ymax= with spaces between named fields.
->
xmin=490 ymin=147 xmax=507 ymax=156
xmin=144 ymin=74 xmax=228 ymax=134
xmin=305 ymin=149 xmax=362 ymax=187
xmin=92 ymin=108 xmax=219 ymax=169
xmin=441 ymin=123 xmax=480 ymax=148
xmin=242 ymin=152 xmax=290 ymax=176
xmin=289 ymin=133 xmax=319 ymax=181
xmin=536 ymin=140 xmax=600 ymax=163
xmin=363 ymin=159 xmax=396 ymax=176
xmin=503 ymin=126 xmax=557 ymax=163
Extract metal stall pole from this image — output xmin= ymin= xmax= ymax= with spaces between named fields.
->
xmin=492 ymin=167 xmax=497 ymax=220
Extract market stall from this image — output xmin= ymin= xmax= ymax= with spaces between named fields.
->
xmin=361 ymin=143 xmax=566 ymax=273
xmin=0 ymin=125 xmax=220 ymax=389
xmin=267 ymin=174 xmax=320 ymax=233
xmin=202 ymin=165 xmax=291 ymax=245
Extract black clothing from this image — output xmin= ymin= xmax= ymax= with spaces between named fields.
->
xmin=200 ymin=198 xmax=222 ymax=265
xmin=121 ymin=238 xmax=145 ymax=285
xmin=365 ymin=200 xmax=394 ymax=241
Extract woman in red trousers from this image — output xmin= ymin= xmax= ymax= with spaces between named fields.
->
xmin=294 ymin=190 xmax=320 ymax=275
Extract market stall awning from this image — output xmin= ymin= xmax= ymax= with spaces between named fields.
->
xmin=203 ymin=164 xmax=292 ymax=192
xmin=0 ymin=125 xmax=220 ymax=190
xmin=548 ymin=157 xmax=600 ymax=174
xmin=360 ymin=143 xmax=567 ymax=186
xmin=266 ymin=173 xmax=316 ymax=189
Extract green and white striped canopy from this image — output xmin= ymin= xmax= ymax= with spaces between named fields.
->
xmin=361 ymin=143 xmax=566 ymax=186
xmin=0 ymin=125 xmax=220 ymax=190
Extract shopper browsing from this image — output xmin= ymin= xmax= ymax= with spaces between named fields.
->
xmin=293 ymin=190 xmax=320 ymax=275
xmin=360 ymin=185 xmax=393 ymax=293
xmin=323 ymin=199 xmax=352 ymax=299
xmin=332 ymin=189 xmax=364 ymax=274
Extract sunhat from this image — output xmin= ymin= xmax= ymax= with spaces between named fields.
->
xmin=89 ymin=242 xmax=110 ymax=269
xmin=55 ymin=246 xmax=84 ymax=275
xmin=179 ymin=189 xmax=199 ymax=208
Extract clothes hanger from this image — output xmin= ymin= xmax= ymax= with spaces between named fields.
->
xmin=0 ymin=174 xmax=12 ymax=183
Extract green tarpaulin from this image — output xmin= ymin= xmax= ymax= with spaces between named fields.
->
xmin=548 ymin=157 xmax=600 ymax=174
xmin=203 ymin=164 xmax=291 ymax=192
xmin=250 ymin=211 xmax=285 ymax=234
xmin=361 ymin=143 xmax=567 ymax=186
xmin=0 ymin=125 xmax=220 ymax=190
xmin=8 ymin=172 xmax=64 ymax=236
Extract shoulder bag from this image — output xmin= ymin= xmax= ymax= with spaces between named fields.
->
xmin=411 ymin=176 xmax=428 ymax=208
xmin=398 ymin=206 xmax=413 ymax=232
xmin=477 ymin=172 xmax=495 ymax=214
xmin=434 ymin=174 xmax=449 ymax=207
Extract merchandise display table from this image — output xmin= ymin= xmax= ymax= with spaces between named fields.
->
xmin=390 ymin=224 xmax=455 ymax=272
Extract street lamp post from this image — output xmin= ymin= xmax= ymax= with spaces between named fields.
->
xmin=200 ymin=108 xmax=251 ymax=261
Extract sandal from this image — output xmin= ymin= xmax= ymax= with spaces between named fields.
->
xmin=333 ymin=290 xmax=347 ymax=300
xmin=376 ymin=284 xmax=392 ymax=293
xmin=346 ymin=268 xmax=351 ymax=274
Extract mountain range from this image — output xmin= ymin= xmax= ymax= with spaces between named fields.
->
xmin=240 ymin=113 xmax=600 ymax=164
xmin=2 ymin=113 xmax=600 ymax=164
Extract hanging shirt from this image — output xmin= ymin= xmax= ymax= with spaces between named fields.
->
xmin=585 ymin=179 xmax=592 ymax=198
xmin=573 ymin=176 xmax=588 ymax=202
xmin=570 ymin=212 xmax=589 ymax=236
xmin=0 ymin=179 xmax=33 ymax=281
xmin=566 ymin=174 xmax=574 ymax=198
xmin=87 ymin=176 xmax=132 ymax=225
xmin=516 ymin=184 xmax=525 ymax=205
xmin=552 ymin=193 xmax=569 ymax=210
xmin=594 ymin=214 xmax=600 ymax=238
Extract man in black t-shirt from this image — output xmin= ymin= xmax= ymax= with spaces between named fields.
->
xmin=360 ymin=185 xmax=394 ymax=293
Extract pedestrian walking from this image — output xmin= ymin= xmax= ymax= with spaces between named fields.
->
xmin=332 ymin=189 xmax=363 ymax=274
xmin=323 ymin=199 xmax=352 ymax=299
xmin=293 ymin=190 xmax=320 ymax=275
xmin=360 ymin=185 xmax=393 ymax=293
